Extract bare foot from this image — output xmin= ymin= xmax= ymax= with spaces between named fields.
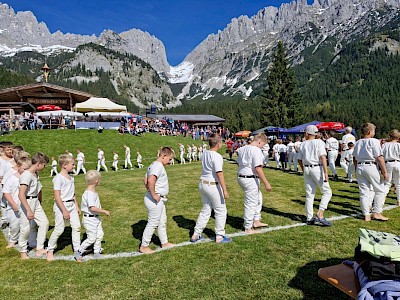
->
xmin=20 ymin=252 xmax=30 ymax=260
xmin=253 ymin=220 xmax=268 ymax=228
xmin=372 ymin=213 xmax=389 ymax=221
xmin=46 ymin=251 xmax=55 ymax=261
xmin=244 ymin=228 xmax=259 ymax=234
xmin=6 ymin=242 xmax=16 ymax=249
xmin=35 ymin=249 xmax=47 ymax=257
xmin=364 ymin=215 xmax=371 ymax=222
xmin=139 ymin=245 xmax=155 ymax=254
xmin=161 ymin=242 xmax=175 ymax=249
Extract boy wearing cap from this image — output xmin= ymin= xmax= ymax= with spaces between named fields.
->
xmin=298 ymin=125 xmax=332 ymax=226
xmin=353 ymin=123 xmax=388 ymax=221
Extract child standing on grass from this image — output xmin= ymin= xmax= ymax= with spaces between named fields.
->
xmin=74 ymin=170 xmax=110 ymax=262
xmin=112 ymin=151 xmax=119 ymax=171
xmin=137 ymin=151 xmax=144 ymax=168
xmin=76 ymin=149 xmax=86 ymax=175
xmin=124 ymin=144 xmax=133 ymax=170
xmin=139 ymin=147 xmax=175 ymax=254
xmin=190 ymin=134 xmax=231 ymax=244
xmin=46 ymin=154 xmax=81 ymax=261
xmin=353 ymin=123 xmax=388 ymax=221
xmin=18 ymin=152 xmax=49 ymax=259
xmin=298 ymin=125 xmax=332 ymax=226
xmin=0 ymin=141 xmax=14 ymax=228
xmin=178 ymin=142 xmax=185 ymax=164
xmin=237 ymin=133 xmax=272 ymax=234
xmin=382 ymin=129 xmax=400 ymax=206
xmin=2 ymin=156 xmax=31 ymax=248
xmin=50 ymin=156 xmax=58 ymax=177
xmin=97 ymin=147 xmax=108 ymax=172
xmin=345 ymin=142 xmax=355 ymax=183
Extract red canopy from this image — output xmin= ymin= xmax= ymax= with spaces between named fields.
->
xmin=234 ymin=130 xmax=251 ymax=138
xmin=316 ymin=122 xmax=345 ymax=131
xmin=37 ymin=105 xmax=62 ymax=111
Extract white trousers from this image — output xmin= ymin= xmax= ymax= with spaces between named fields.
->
xmin=262 ymin=151 xmax=269 ymax=166
xmin=384 ymin=161 xmax=400 ymax=202
xmin=340 ymin=152 xmax=349 ymax=174
xmin=180 ymin=152 xmax=185 ymax=164
xmin=112 ymin=160 xmax=118 ymax=171
xmin=348 ymin=162 xmax=355 ymax=181
xmin=97 ymin=159 xmax=108 ymax=172
xmin=327 ymin=150 xmax=338 ymax=176
xmin=194 ymin=182 xmax=227 ymax=237
xmin=303 ymin=166 xmax=332 ymax=221
xmin=76 ymin=161 xmax=86 ymax=174
xmin=238 ymin=177 xmax=262 ymax=230
xmin=294 ymin=153 xmax=300 ymax=172
xmin=47 ymin=202 xmax=81 ymax=251
xmin=187 ymin=152 xmax=192 ymax=162
xmin=288 ymin=152 xmax=296 ymax=170
xmin=6 ymin=208 xmax=20 ymax=243
xmin=19 ymin=198 xmax=49 ymax=252
xmin=274 ymin=152 xmax=280 ymax=167
xmin=356 ymin=164 xmax=386 ymax=216
xmin=50 ymin=166 xmax=58 ymax=176
xmin=125 ymin=156 xmax=132 ymax=168
xmin=141 ymin=193 xmax=168 ymax=247
xmin=79 ymin=216 xmax=104 ymax=254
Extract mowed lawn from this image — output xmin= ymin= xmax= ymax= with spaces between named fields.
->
xmin=0 ymin=130 xmax=399 ymax=299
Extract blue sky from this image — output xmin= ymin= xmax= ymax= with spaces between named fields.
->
xmin=4 ymin=0 xmax=314 ymax=66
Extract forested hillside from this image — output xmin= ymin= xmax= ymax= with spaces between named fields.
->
xmin=0 ymin=66 xmax=35 ymax=89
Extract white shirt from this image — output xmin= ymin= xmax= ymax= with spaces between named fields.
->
xmin=19 ymin=170 xmax=42 ymax=197
xmin=200 ymin=150 xmax=223 ymax=182
xmin=81 ymin=190 xmax=101 ymax=215
xmin=147 ymin=161 xmax=169 ymax=196
xmin=382 ymin=142 xmax=400 ymax=161
xmin=0 ymin=157 xmax=13 ymax=178
xmin=237 ymin=145 xmax=264 ymax=176
xmin=51 ymin=159 xmax=58 ymax=167
xmin=179 ymin=145 xmax=184 ymax=153
xmin=261 ymin=144 xmax=270 ymax=153
xmin=77 ymin=152 xmax=85 ymax=162
xmin=345 ymin=148 xmax=354 ymax=165
xmin=3 ymin=172 xmax=20 ymax=206
xmin=326 ymin=137 xmax=339 ymax=151
xmin=279 ymin=144 xmax=287 ymax=153
xmin=113 ymin=154 xmax=119 ymax=161
xmin=298 ymin=139 xmax=327 ymax=165
xmin=353 ymin=138 xmax=382 ymax=162
xmin=287 ymin=142 xmax=295 ymax=153
xmin=341 ymin=133 xmax=356 ymax=151
xmin=1 ymin=167 xmax=17 ymax=185
xmin=125 ymin=147 xmax=131 ymax=158
xmin=294 ymin=141 xmax=302 ymax=152
xmin=53 ymin=174 xmax=75 ymax=201
xmin=97 ymin=150 xmax=104 ymax=160
xmin=137 ymin=154 xmax=142 ymax=163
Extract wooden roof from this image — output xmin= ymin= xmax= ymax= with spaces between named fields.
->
xmin=0 ymin=83 xmax=94 ymax=107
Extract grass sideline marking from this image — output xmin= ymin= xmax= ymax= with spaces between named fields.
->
xmin=2 ymin=204 xmax=395 ymax=262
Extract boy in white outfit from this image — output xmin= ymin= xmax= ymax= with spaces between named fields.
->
xmin=261 ymin=142 xmax=270 ymax=167
xmin=325 ymin=131 xmax=339 ymax=179
xmin=139 ymin=147 xmax=175 ymax=254
xmin=190 ymin=134 xmax=232 ymax=244
xmin=137 ymin=151 xmax=144 ymax=168
xmin=382 ymin=129 xmax=400 ymax=206
xmin=287 ymin=138 xmax=296 ymax=171
xmin=198 ymin=145 xmax=203 ymax=161
xmin=112 ymin=151 xmax=119 ymax=171
xmin=237 ymin=133 xmax=272 ymax=234
xmin=298 ymin=125 xmax=332 ymax=226
xmin=124 ymin=145 xmax=133 ymax=170
xmin=192 ymin=144 xmax=197 ymax=161
xmin=74 ymin=170 xmax=110 ymax=262
xmin=178 ymin=143 xmax=185 ymax=164
xmin=345 ymin=142 xmax=355 ymax=182
xmin=0 ymin=142 xmax=14 ymax=228
xmin=272 ymin=140 xmax=281 ymax=168
xmin=50 ymin=157 xmax=58 ymax=176
xmin=353 ymin=123 xmax=388 ymax=222
xmin=46 ymin=154 xmax=81 ymax=261
xmin=294 ymin=137 xmax=302 ymax=172
xmin=18 ymin=152 xmax=49 ymax=259
xmin=340 ymin=126 xmax=356 ymax=174
xmin=186 ymin=144 xmax=192 ymax=163
xmin=3 ymin=156 xmax=31 ymax=248
xmin=76 ymin=149 xmax=86 ymax=175
xmin=97 ymin=147 xmax=108 ymax=172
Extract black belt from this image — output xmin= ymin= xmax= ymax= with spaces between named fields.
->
xmin=84 ymin=214 xmax=98 ymax=217
xmin=304 ymin=164 xmax=321 ymax=168
xmin=238 ymin=174 xmax=259 ymax=178
xmin=27 ymin=196 xmax=38 ymax=199
xmin=386 ymin=160 xmax=400 ymax=163
xmin=64 ymin=199 xmax=74 ymax=203
xmin=358 ymin=162 xmax=376 ymax=165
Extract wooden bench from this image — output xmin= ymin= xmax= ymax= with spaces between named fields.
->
xmin=318 ymin=263 xmax=360 ymax=299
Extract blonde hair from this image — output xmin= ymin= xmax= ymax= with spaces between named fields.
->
xmin=159 ymin=147 xmax=175 ymax=158
xmin=85 ymin=170 xmax=101 ymax=185
xmin=58 ymin=154 xmax=74 ymax=167
xmin=254 ymin=133 xmax=268 ymax=143
xmin=360 ymin=123 xmax=376 ymax=137
xmin=16 ymin=156 xmax=32 ymax=169
xmin=388 ymin=129 xmax=400 ymax=141
xmin=13 ymin=150 xmax=30 ymax=163
xmin=345 ymin=126 xmax=353 ymax=134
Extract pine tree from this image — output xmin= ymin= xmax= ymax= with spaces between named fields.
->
xmin=258 ymin=41 xmax=302 ymax=128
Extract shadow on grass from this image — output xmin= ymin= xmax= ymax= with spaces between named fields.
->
xmin=226 ymin=214 xmax=244 ymax=230
xmin=337 ymin=189 xmax=359 ymax=195
xmin=262 ymin=206 xmax=305 ymax=222
xmin=332 ymin=193 xmax=359 ymax=201
xmin=130 ymin=220 xmax=161 ymax=246
xmin=173 ymin=215 xmax=215 ymax=239
xmin=288 ymin=258 xmax=353 ymax=300
xmin=292 ymin=199 xmax=358 ymax=216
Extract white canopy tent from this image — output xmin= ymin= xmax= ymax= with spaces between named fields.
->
xmin=36 ymin=110 xmax=83 ymax=117
xmin=85 ymin=111 xmax=131 ymax=118
xmin=74 ymin=97 xmax=127 ymax=113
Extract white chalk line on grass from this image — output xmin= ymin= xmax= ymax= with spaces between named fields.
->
xmin=2 ymin=205 xmax=398 ymax=262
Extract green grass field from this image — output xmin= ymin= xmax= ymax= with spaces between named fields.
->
xmin=0 ymin=130 xmax=399 ymax=299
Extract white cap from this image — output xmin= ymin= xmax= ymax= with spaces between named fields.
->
xmin=305 ymin=125 xmax=319 ymax=135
